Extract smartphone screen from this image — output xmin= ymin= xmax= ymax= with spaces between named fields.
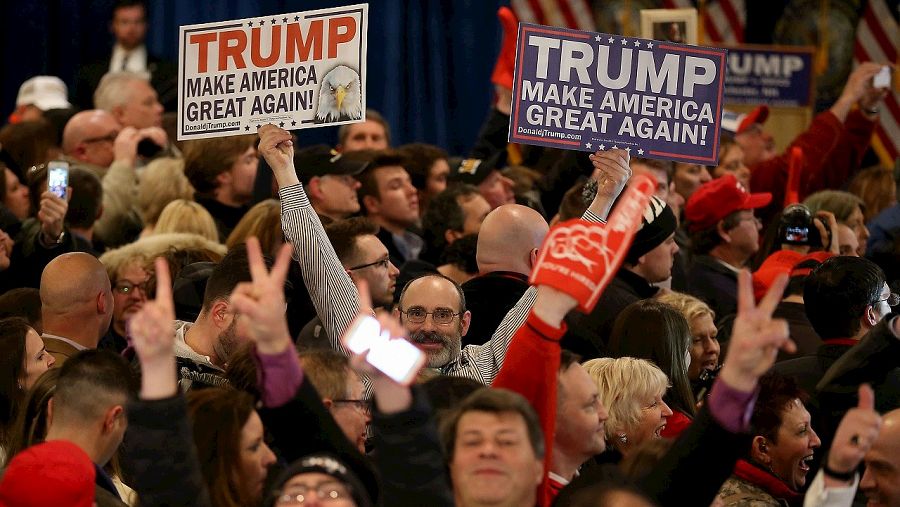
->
xmin=343 ymin=315 xmax=425 ymax=384
xmin=47 ymin=161 xmax=69 ymax=199
xmin=873 ymin=66 xmax=891 ymax=89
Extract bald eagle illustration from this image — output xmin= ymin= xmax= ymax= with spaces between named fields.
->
xmin=315 ymin=65 xmax=363 ymax=123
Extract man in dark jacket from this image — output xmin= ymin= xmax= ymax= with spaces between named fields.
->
xmin=684 ymin=174 xmax=772 ymax=321
xmin=561 ymin=195 xmax=679 ymax=358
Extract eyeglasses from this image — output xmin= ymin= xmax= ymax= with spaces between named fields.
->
xmin=347 ymin=257 xmax=390 ymax=271
xmin=114 ymin=280 xmax=151 ymax=295
xmin=277 ymin=480 xmax=351 ymax=504
xmin=82 ymin=131 xmax=119 ymax=144
xmin=399 ymin=307 xmax=461 ymax=325
xmin=875 ymin=292 xmax=900 ymax=306
xmin=331 ymin=398 xmax=372 ymax=413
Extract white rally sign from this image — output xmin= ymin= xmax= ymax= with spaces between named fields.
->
xmin=178 ymin=4 xmax=368 ymax=140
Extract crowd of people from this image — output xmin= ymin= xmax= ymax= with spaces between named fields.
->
xmin=0 ymin=1 xmax=898 ymax=506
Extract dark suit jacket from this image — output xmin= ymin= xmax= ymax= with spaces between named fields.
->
xmin=74 ymin=52 xmax=177 ymax=111
xmin=461 ymin=271 xmax=529 ymax=347
xmin=42 ymin=335 xmax=84 ymax=366
xmin=687 ymin=254 xmax=738 ymax=323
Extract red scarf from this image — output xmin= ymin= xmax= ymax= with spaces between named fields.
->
xmin=733 ymin=459 xmax=801 ymax=504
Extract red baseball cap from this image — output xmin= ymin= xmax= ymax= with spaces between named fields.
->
xmin=752 ymin=250 xmax=803 ymax=301
xmin=721 ymin=105 xmax=770 ymax=135
xmin=0 ymin=440 xmax=95 ymax=507
xmin=685 ymin=174 xmax=772 ymax=232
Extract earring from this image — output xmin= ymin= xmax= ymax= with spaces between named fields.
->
xmin=617 ymin=434 xmax=628 ymax=445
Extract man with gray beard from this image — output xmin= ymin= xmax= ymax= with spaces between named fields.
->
xmin=397 ymin=274 xmax=470 ymax=368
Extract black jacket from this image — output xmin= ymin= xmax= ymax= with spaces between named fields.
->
xmin=687 ymin=254 xmax=739 ymax=324
xmin=461 ymin=271 xmax=529 ymax=347
xmin=562 ymin=268 xmax=659 ymax=359
xmin=773 ymin=301 xmax=821 ymax=363
xmin=125 ymin=395 xmax=212 ymax=507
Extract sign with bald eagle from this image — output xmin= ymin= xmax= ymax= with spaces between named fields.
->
xmin=509 ymin=23 xmax=728 ymax=165
xmin=177 ymin=4 xmax=368 ymax=140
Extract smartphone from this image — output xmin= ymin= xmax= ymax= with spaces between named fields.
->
xmin=874 ymin=66 xmax=891 ymax=88
xmin=47 ymin=161 xmax=69 ymax=199
xmin=343 ymin=315 xmax=425 ymax=385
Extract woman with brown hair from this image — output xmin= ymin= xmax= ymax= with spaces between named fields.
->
xmin=187 ymin=387 xmax=277 ymax=507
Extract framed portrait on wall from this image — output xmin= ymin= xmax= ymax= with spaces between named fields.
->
xmin=640 ymin=8 xmax=698 ymax=45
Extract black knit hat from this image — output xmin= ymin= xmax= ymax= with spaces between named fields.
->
xmin=266 ymin=453 xmax=373 ymax=507
xmin=626 ymin=195 xmax=677 ymax=263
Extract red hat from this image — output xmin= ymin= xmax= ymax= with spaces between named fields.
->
xmin=752 ymin=250 xmax=803 ymax=301
xmin=685 ymin=174 xmax=772 ymax=232
xmin=721 ymin=105 xmax=769 ymax=135
xmin=0 ymin=440 xmax=95 ymax=507
xmin=789 ymin=251 xmax=834 ymax=278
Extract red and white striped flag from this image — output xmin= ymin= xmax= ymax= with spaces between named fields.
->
xmin=509 ymin=0 xmax=595 ymax=31
xmin=662 ymin=0 xmax=746 ymax=44
xmin=854 ymin=0 xmax=899 ymax=165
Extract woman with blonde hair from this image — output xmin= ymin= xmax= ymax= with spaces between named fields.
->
xmin=656 ymin=291 xmax=720 ymax=400
xmin=582 ymin=357 xmax=673 ymax=461
xmin=137 ymin=157 xmax=194 ymax=236
xmin=226 ymin=199 xmax=283 ymax=257
xmin=153 ymin=199 xmax=220 ymax=243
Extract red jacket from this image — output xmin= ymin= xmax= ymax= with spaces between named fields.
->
xmin=751 ymin=110 xmax=874 ymax=225
xmin=493 ymin=310 xmax=565 ymax=507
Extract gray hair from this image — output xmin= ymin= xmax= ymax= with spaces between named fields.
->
xmin=94 ymin=71 xmax=148 ymax=111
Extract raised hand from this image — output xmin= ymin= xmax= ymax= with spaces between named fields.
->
xmin=719 ymin=271 xmax=794 ymax=392
xmin=38 ymin=189 xmax=69 ymax=245
xmin=826 ymin=384 xmax=882 ymax=479
xmin=129 ymin=257 xmax=177 ymax=399
xmin=257 ymin=125 xmax=297 ymax=184
xmin=585 ymin=148 xmax=633 ymax=220
xmin=531 ymin=174 xmax=655 ymax=314
xmin=229 ymin=237 xmax=293 ymax=355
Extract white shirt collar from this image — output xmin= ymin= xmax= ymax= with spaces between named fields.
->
xmin=42 ymin=333 xmax=88 ymax=351
xmin=109 ymin=44 xmax=149 ymax=77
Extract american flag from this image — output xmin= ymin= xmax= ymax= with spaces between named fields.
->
xmin=662 ymin=0 xmax=746 ymax=44
xmin=509 ymin=0 xmax=595 ymax=31
xmin=854 ymin=0 xmax=899 ymax=165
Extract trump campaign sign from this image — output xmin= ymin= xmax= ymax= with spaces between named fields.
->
xmin=177 ymin=4 xmax=368 ymax=140
xmin=509 ymin=23 xmax=728 ymax=165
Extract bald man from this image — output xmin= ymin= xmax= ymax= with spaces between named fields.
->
xmin=62 ymin=109 xmax=166 ymax=248
xmin=461 ymin=204 xmax=549 ymax=346
xmin=40 ymin=252 xmax=114 ymax=365
xmin=861 ymin=409 xmax=900 ymax=507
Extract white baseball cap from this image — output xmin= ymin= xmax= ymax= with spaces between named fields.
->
xmin=15 ymin=76 xmax=71 ymax=111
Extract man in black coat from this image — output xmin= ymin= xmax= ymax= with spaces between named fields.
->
xmin=74 ymin=0 xmax=176 ymax=111
xmin=684 ymin=174 xmax=772 ymax=322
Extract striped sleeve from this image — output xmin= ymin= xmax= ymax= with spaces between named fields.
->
xmin=279 ymin=184 xmax=359 ymax=355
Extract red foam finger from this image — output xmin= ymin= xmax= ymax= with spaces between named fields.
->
xmin=530 ymin=178 xmax=654 ymax=312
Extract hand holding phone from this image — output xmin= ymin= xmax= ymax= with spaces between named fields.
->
xmin=873 ymin=66 xmax=891 ymax=89
xmin=47 ymin=161 xmax=69 ymax=200
xmin=343 ymin=315 xmax=425 ymax=385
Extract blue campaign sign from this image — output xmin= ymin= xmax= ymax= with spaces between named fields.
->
xmin=509 ymin=23 xmax=728 ymax=165
xmin=724 ymin=45 xmax=815 ymax=107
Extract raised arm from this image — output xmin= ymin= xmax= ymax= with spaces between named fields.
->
xmin=126 ymin=258 xmax=211 ymax=507
xmin=257 ymin=125 xmax=360 ymax=355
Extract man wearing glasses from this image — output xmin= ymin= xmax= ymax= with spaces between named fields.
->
xmin=62 ymin=109 xmax=168 ymax=247
xmin=258 ymin=124 xmax=630 ymax=385
xmin=775 ymin=256 xmax=897 ymax=398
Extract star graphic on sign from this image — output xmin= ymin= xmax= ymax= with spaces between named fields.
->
xmin=279 ymin=121 xmax=285 ymax=127
xmin=647 ymin=42 xmax=653 ymax=48
xmin=247 ymin=21 xmax=253 ymax=27
xmin=294 ymin=15 xmax=300 ymax=21
xmin=585 ymin=142 xmax=593 ymax=149
xmin=634 ymin=40 xmax=641 ymax=47
xmin=625 ymin=147 xmax=632 ymax=153
xmin=638 ymin=148 xmax=645 ymax=155
xmin=612 ymin=145 xmax=619 ymax=150
xmin=599 ymin=144 xmax=606 ymax=150
xmin=259 ymin=19 xmax=265 ymax=25
xmin=291 ymin=120 xmax=297 ymax=126
xmin=594 ymin=35 xmax=602 ymax=42
xmin=283 ymin=17 xmax=288 ymax=23
xmin=620 ymin=38 xmax=628 ymax=45
xmin=607 ymin=36 xmax=615 ymax=43
xmin=271 ymin=18 xmax=277 ymax=24
xmin=256 ymin=124 xmax=261 ymax=130
xmin=244 ymin=125 xmax=250 ymax=131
